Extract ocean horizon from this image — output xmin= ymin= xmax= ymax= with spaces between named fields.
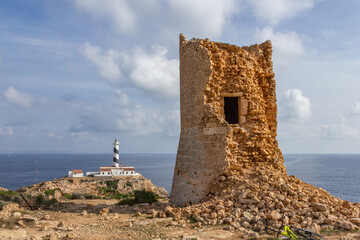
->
xmin=0 ymin=153 xmax=359 ymax=203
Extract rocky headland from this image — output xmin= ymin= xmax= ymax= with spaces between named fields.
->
xmin=16 ymin=175 xmax=168 ymax=199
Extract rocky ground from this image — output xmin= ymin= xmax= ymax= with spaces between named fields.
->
xmin=1 ymin=170 xmax=360 ymax=239
xmin=0 ymin=199 xmax=359 ymax=240
xmin=16 ymin=175 xmax=168 ymax=199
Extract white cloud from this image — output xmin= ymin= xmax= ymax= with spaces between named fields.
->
xmin=68 ymin=98 xmax=180 ymax=137
xmin=279 ymin=123 xmax=360 ymax=141
xmin=317 ymin=123 xmax=360 ymax=140
xmin=73 ymin=0 xmax=136 ymax=34
xmin=114 ymin=89 xmax=130 ymax=106
xmin=254 ymin=27 xmax=305 ymax=63
xmin=3 ymin=87 xmax=32 ymax=108
xmin=279 ymin=89 xmax=311 ymax=121
xmin=0 ymin=35 xmax=69 ymax=48
xmin=167 ymin=0 xmax=238 ymax=38
xmin=71 ymin=131 xmax=98 ymax=142
xmin=73 ymin=0 xmax=238 ymax=38
xmin=130 ymin=46 xmax=179 ymax=98
xmin=118 ymin=105 xmax=180 ymax=136
xmin=115 ymin=106 xmax=165 ymax=135
xmin=248 ymin=0 xmax=315 ymax=26
xmin=81 ymin=43 xmax=179 ymax=99
xmin=0 ymin=127 xmax=14 ymax=136
xmin=353 ymin=101 xmax=360 ymax=114
xmin=48 ymin=132 xmax=62 ymax=139
xmin=81 ymin=42 xmax=122 ymax=82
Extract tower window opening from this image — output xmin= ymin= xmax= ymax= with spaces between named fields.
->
xmin=224 ymin=97 xmax=239 ymax=124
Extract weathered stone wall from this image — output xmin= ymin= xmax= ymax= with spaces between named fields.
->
xmin=171 ymin=34 xmax=285 ymax=206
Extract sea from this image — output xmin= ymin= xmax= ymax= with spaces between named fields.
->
xmin=0 ymin=154 xmax=359 ymax=203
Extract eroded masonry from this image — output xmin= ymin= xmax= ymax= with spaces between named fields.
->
xmin=171 ymin=34 xmax=286 ymax=206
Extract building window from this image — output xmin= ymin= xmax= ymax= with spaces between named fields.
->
xmin=224 ymin=97 xmax=239 ymax=124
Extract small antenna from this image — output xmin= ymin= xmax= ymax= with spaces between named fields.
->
xmin=35 ymin=155 xmax=38 ymax=184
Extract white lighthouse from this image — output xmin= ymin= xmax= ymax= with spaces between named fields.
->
xmin=84 ymin=138 xmax=139 ymax=177
xmin=113 ymin=138 xmax=120 ymax=167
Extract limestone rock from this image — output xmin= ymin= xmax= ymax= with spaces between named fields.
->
xmin=339 ymin=221 xmax=354 ymax=230
xmin=312 ymin=203 xmax=327 ymax=212
xmin=13 ymin=211 xmax=22 ymax=218
xmin=99 ymin=208 xmax=109 ymax=216
xmin=268 ymin=210 xmax=281 ymax=220
xmin=243 ymin=212 xmax=254 ymax=222
xmin=350 ymin=218 xmax=360 ymax=225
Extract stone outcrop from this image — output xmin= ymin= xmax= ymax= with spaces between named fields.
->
xmin=17 ymin=175 xmax=168 ymax=198
xmin=171 ymin=34 xmax=284 ymax=206
xmin=168 ymin=166 xmax=360 ymax=232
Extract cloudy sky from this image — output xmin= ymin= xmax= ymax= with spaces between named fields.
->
xmin=0 ymin=0 xmax=360 ymax=154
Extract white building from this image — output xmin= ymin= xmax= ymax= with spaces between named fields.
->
xmin=90 ymin=166 xmax=139 ymax=178
xmin=68 ymin=169 xmax=84 ymax=178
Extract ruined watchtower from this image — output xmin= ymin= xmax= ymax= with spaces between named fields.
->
xmin=171 ymin=34 xmax=286 ymax=206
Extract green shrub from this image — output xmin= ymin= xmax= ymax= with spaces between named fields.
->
xmin=5 ymin=190 xmax=16 ymax=196
xmin=126 ymin=181 xmax=132 ymax=187
xmin=3 ymin=195 xmax=12 ymax=202
xmin=48 ymin=198 xmax=58 ymax=205
xmin=71 ymin=193 xmax=84 ymax=199
xmin=0 ymin=217 xmax=17 ymax=229
xmin=0 ymin=191 xmax=16 ymax=201
xmin=133 ymin=190 xmax=159 ymax=204
xmin=117 ymin=198 xmax=135 ymax=206
xmin=44 ymin=189 xmax=55 ymax=196
xmin=0 ymin=191 xmax=22 ymax=204
xmin=0 ymin=200 xmax=7 ymax=210
xmin=13 ymin=197 xmax=21 ymax=204
xmin=113 ymin=193 xmax=133 ymax=199
xmin=64 ymin=193 xmax=72 ymax=199
xmin=36 ymin=195 xmax=44 ymax=206
xmin=105 ymin=180 xmax=119 ymax=191
xmin=84 ymin=194 xmax=97 ymax=199
xmin=98 ymin=187 xmax=107 ymax=194
xmin=0 ymin=191 xmax=5 ymax=199
xmin=116 ymin=190 xmax=160 ymax=206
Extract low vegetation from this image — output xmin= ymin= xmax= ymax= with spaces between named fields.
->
xmin=0 ymin=216 xmax=18 ymax=229
xmin=0 ymin=200 xmax=7 ymax=210
xmin=0 ymin=190 xmax=21 ymax=204
xmin=44 ymin=188 xmax=60 ymax=196
xmin=117 ymin=190 xmax=162 ymax=206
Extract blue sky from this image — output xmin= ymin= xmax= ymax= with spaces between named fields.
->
xmin=1 ymin=0 xmax=360 ymax=154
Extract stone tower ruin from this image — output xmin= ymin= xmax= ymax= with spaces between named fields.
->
xmin=171 ymin=34 xmax=286 ymax=206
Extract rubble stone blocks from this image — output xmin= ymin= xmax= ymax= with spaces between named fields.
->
xmin=171 ymin=34 xmax=285 ymax=206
